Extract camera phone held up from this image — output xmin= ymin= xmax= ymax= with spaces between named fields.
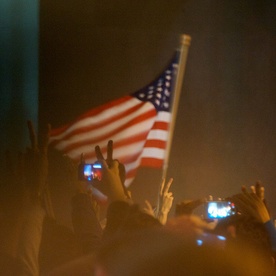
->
xmin=78 ymin=163 xmax=102 ymax=182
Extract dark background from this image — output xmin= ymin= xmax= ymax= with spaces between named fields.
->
xmin=5 ymin=0 xmax=276 ymax=227
xmin=0 ymin=0 xmax=38 ymax=151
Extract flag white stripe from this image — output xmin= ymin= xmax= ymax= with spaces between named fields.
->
xmin=141 ymin=147 xmax=166 ymax=159
xmin=55 ymin=110 xmax=155 ymax=152
xmin=84 ymin=141 xmax=145 ymax=164
xmin=64 ymin=117 xmax=155 ymax=159
xmin=124 ymin=160 xmax=141 ymax=173
xmin=147 ymin=130 xmax=168 ymax=141
xmin=154 ymin=111 xmax=171 ymax=122
xmin=50 ymin=97 xmax=142 ymax=141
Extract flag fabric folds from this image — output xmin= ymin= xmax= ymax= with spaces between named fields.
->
xmin=49 ymin=53 xmax=179 ymax=187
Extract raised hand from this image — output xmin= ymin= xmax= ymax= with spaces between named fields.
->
xmin=241 ymin=181 xmax=265 ymax=201
xmin=155 ymin=178 xmax=174 ymax=225
xmin=94 ymin=140 xmax=129 ymax=203
xmin=159 ymin=178 xmax=174 ymax=213
xmin=231 ymin=189 xmax=270 ymax=224
xmin=0 ymin=120 xmax=52 ymax=268
xmin=25 ymin=121 xmax=56 ymax=218
xmin=239 ymin=181 xmax=270 ymax=220
xmin=1 ymin=121 xmax=51 ymax=207
xmin=25 ymin=120 xmax=50 ymax=199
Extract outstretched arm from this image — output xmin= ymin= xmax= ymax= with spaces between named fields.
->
xmin=18 ymin=121 xmax=53 ymax=276
xmin=232 ymin=182 xmax=276 ymax=252
xmin=0 ymin=121 xmax=51 ymax=275
xmin=26 ymin=120 xmax=55 ymax=218
xmin=67 ymin=154 xmax=103 ymax=254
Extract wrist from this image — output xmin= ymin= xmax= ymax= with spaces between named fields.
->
xmin=108 ymin=188 xmax=127 ymax=203
xmin=159 ymin=209 xmax=170 ymax=215
xmin=261 ymin=217 xmax=270 ymax=224
xmin=259 ymin=211 xmax=270 ymax=224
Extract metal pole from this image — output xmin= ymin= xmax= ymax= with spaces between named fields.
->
xmin=162 ymin=34 xmax=192 ymax=180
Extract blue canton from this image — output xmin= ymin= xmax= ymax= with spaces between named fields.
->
xmin=132 ymin=54 xmax=179 ymax=112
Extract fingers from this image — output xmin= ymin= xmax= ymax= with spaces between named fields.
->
xmin=94 ymin=141 xmax=127 ymax=192
xmin=241 ymin=185 xmax=248 ymax=194
xmin=95 ymin=145 xmax=104 ymax=160
xmin=159 ymin=178 xmax=165 ymax=195
xmin=164 ymin=178 xmax=173 ymax=194
xmin=27 ymin=120 xmax=51 ymax=154
xmin=106 ymin=140 xmax=113 ymax=164
xmin=145 ymin=200 xmax=153 ymax=210
xmin=259 ymin=187 xmax=265 ymax=201
xmin=109 ymin=159 xmax=119 ymax=170
xmin=250 ymin=185 xmax=256 ymax=194
xmin=95 ymin=140 xmax=114 ymax=162
xmin=118 ymin=162 xmax=126 ymax=184
xmin=255 ymin=181 xmax=265 ymax=200
xmin=95 ymin=143 xmax=114 ymax=171
xmin=161 ymin=178 xmax=173 ymax=195
xmin=255 ymin=181 xmax=261 ymax=191
xmin=158 ymin=178 xmax=173 ymax=213
xmin=231 ymin=193 xmax=262 ymax=218
xmin=241 ymin=182 xmax=265 ymax=201
xmin=144 ymin=200 xmax=155 ymax=216
xmin=232 ymin=193 xmax=259 ymax=209
xmin=166 ymin=192 xmax=173 ymax=197
xmin=145 ymin=199 xmax=151 ymax=206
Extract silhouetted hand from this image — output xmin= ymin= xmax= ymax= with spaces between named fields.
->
xmin=155 ymin=178 xmax=174 ymax=225
xmin=0 ymin=120 xmax=52 ymax=267
xmin=241 ymin=181 xmax=265 ymax=201
xmin=25 ymin=120 xmax=50 ymax=201
xmin=93 ymin=140 xmax=129 ymax=203
xmin=1 ymin=121 xmax=51 ymax=211
xmin=231 ymin=190 xmax=270 ymax=224
xmin=65 ymin=153 xmax=91 ymax=193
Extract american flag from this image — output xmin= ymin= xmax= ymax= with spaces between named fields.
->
xmin=49 ymin=53 xmax=179 ymax=188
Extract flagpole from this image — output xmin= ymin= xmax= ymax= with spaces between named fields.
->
xmin=162 ymin=34 xmax=192 ymax=180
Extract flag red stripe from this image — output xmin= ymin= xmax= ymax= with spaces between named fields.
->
xmin=58 ymin=108 xmax=156 ymax=154
xmin=50 ymin=96 xmax=132 ymax=136
xmin=50 ymin=96 xmax=133 ymax=136
xmin=125 ymin=159 xmax=163 ymax=182
xmin=74 ymin=133 xmax=148 ymax=162
xmin=140 ymin=158 xmax=163 ymax=167
xmin=151 ymin=121 xmax=169 ymax=130
xmin=50 ymin=100 xmax=146 ymax=145
xmin=143 ymin=140 xmax=166 ymax=149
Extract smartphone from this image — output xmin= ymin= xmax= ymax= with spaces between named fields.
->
xmin=78 ymin=163 xmax=102 ymax=182
xmin=205 ymin=201 xmax=236 ymax=219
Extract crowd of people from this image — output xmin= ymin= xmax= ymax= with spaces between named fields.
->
xmin=0 ymin=121 xmax=276 ymax=275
